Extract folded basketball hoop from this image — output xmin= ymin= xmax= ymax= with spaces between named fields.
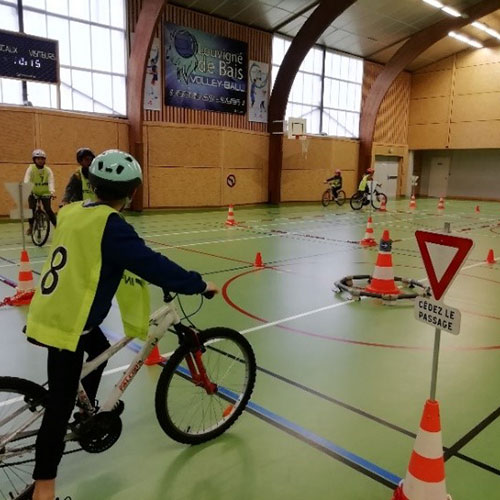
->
xmin=296 ymin=134 xmax=309 ymax=157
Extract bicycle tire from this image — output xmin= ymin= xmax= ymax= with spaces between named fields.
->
xmin=321 ymin=189 xmax=332 ymax=207
xmin=349 ymin=192 xmax=364 ymax=210
xmin=0 ymin=377 xmax=48 ymax=500
xmin=155 ymin=327 xmax=256 ymax=445
xmin=371 ymin=191 xmax=387 ymax=210
xmin=31 ymin=210 xmax=50 ymax=247
xmin=335 ymin=190 xmax=346 ymax=206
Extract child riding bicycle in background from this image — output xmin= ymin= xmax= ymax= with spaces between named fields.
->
xmin=23 ymin=149 xmax=57 ymax=235
xmin=325 ymin=169 xmax=342 ymax=199
xmin=26 ymin=150 xmax=219 ymax=500
xmin=358 ymin=167 xmax=374 ymax=204
xmin=60 ymin=148 xmax=97 ymax=205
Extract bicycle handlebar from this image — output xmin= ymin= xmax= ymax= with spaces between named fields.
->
xmin=163 ymin=290 xmax=215 ymax=303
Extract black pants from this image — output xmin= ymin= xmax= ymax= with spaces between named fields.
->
xmin=331 ymin=187 xmax=340 ymax=198
xmin=29 ymin=195 xmax=57 ymax=228
xmin=33 ymin=327 xmax=110 ymax=480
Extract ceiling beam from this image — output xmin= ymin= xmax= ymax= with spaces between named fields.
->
xmin=128 ymin=0 xmax=166 ymax=211
xmin=358 ymin=0 xmax=500 ymax=177
xmin=272 ymin=1 xmax=320 ymax=32
xmin=267 ymin=0 xmax=357 ymax=204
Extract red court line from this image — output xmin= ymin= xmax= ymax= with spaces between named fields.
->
xmin=222 ymin=269 xmax=500 ymax=351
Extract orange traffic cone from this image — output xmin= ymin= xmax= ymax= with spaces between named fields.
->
xmin=409 ymin=195 xmax=416 ymax=211
xmin=365 ymin=230 xmax=400 ymax=295
xmin=145 ymin=345 xmax=166 ymax=366
xmin=254 ymin=252 xmax=264 ymax=268
xmin=391 ymin=399 xmax=451 ymax=500
xmin=360 ymin=216 xmax=377 ymax=247
xmin=475 ymin=205 xmax=480 ymax=213
xmin=225 ymin=205 xmax=236 ymax=226
xmin=379 ymin=198 xmax=387 ymax=212
xmin=7 ymin=250 xmax=36 ymax=306
xmin=437 ymin=198 xmax=445 ymax=214
xmin=486 ymin=249 xmax=496 ymax=264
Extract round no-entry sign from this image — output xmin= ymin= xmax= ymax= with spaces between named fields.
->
xmin=226 ymin=174 xmax=236 ymax=188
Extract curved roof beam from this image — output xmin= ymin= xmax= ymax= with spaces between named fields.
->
xmin=267 ymin=0 xmax=357 ymax=203
xmin=358 ymin=0 xmax=500 ymax=176
xmin=128 ymin=0 xmax=166 ymax=211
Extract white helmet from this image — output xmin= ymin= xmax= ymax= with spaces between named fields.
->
xmin=32 ymin=149 xmax=47 ymax=159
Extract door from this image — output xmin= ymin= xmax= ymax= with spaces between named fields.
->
xmin=428 ymin=157 xmax=450 ymax=198
xmin=374 ymin=157 xmax=400 ymax=199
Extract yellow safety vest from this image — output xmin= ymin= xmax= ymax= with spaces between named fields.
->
xmin=30 ymin=164 xmax=50 ymax=196
xmin=79 ymin=167 xmax=97 ymax=202
xmin=26 ymin=203 xmax=150 ymax=351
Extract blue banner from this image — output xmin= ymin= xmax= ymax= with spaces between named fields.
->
xmin=165 ymin=23 xmax=247 ymax=114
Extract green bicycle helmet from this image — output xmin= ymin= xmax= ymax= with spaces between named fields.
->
xmin=89 ymin=150 xmax=142 ymax=201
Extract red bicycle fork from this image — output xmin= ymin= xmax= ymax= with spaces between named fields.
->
xmin=184 ymin=350 xmax=217 ymax=395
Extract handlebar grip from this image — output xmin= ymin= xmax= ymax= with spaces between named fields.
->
xmin=163 ymin=293 xmax=175 ymax=303
xmin=202 ymin=290 xmax=215 ymax=300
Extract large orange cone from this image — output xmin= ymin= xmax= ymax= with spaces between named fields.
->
xmin=486 ymin=249 xmax=496 ymax=264
xmin=254 ymin=252 xmax=264 ymax=268
xmin=379 ymin=198 xmax=387 ymax=212
xmin=360 ymin=216 xmax=377 ymax=247
xmin=409 ymin=195 xmax=416 ymax=211
xmin=475 ymin=205 xmax=480 ymax=213
xmin=365 ymin=230 xmax=400 ymax=295
xmin=145 ymin=345 xmax=166 ymax=366
xmin=437 ymin=198 xmax=445 ymax=214
xmin=225 ymin=205 xmax=236 ymax=226
xmin=391 ymin=399 xmax=451 ymax=500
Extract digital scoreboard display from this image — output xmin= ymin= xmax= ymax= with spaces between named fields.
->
xmin=0 ymin=29 xmax=59 ymax=84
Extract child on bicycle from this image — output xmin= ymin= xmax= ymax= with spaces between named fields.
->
xmin=326 ymin=169 xmax=342 ymax=199
xmin=23 ymin=149 xmax=57 ymax=235
xmin=358 ymin=167 xmax=374 ymax=204
xmin=26 ymin=150 xmax=219 ymax=500
xmin=60 ymin=148 xmax=96 ymax=205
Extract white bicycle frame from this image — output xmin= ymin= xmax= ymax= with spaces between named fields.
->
xmin=77 ymin=302 xmax=181 ymax=414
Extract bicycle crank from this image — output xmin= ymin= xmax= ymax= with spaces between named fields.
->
xmin=77 ymin=413 xmax=122 ymax=453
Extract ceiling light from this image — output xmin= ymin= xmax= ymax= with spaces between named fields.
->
xmin=472 ymin=21 xmax=500 ymax=40
xmin=441 ymin=6 xmax=461 ymax=17
xmin=423 ymin=0 xmax=444 ymax=8
xmin=449 ymin=31 xmax=483 ymax=48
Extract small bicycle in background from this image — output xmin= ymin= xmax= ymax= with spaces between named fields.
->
xmin=321 ymin=182 xmax=346 ymax=207
xmin=350 ymin=183 xmax=387 ymax=211
xmin=0 ymin=292 xmax=256 ymax=499
xmin=30 ymin=195 xmax=54 ymax=247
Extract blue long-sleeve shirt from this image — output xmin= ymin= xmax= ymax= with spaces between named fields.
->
xmin=85 ymin=212 xmax=206 ymax=329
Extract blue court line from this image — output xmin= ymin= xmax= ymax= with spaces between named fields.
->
xmin=103 ymin=329 xmax=401 ymax=488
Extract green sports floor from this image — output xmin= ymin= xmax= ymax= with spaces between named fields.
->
xmin=1 ymin=198 xmax=500 ymax=499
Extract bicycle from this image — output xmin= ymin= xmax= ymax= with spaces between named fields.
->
xmin=0 ymin=292 xmax=256 ymax=499
xmin=349 ymin=183 xmax=387 ymax=211
xmin=30 ymin=195 xmax=54 ymax=247
xmin=321 ymin=182 xmax=346 ymax=207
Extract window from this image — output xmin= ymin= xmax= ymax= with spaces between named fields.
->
xmin=272 ymin=35 xmax=363 ymax=139
xmin=0 ymin=0 xmax=127 ymax=116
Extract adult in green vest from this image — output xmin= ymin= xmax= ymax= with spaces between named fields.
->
xmin=60 ymin=147 xmax=97 ymax=205
xmin=27 ymin=150 xmax=219 ymax=500
xmin=23 ymin=149 xmax=57 ymax=235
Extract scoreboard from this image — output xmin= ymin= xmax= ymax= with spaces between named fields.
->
xmin=0 ymin=29 xmax=59 ymax=84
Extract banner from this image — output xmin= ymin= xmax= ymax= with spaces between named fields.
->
xmin=165 ymin=23 xmax=247 ymax=114
xmin=144 ymin=37 xmax=161 ymax=111
xmin=248 ymin=60 xmax=269 ymax=123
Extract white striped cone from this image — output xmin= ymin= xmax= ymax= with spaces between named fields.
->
xmin=409 ymin=195 xmax=416 ymax=210
xmin=379 ymin=198 xmax=387 ymax=212
xmin=391 ymin=399 xmax=452 ymax=500
xmin=437 ymin=198 xmax=445 ymax=213
xmin=225 ymin=205 xmax=236 ymax=226
xmin=17 ymin=250 xmax=34 ymax=292
xmin=366 ymin=230 xmax=400 ymax=295
xmin=360 ymin=216 xmax=377 ymax=246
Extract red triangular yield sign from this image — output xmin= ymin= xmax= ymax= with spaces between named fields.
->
xmin=415 ymin=230 xmax=474 ymax=301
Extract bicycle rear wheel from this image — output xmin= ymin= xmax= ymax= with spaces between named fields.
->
xmin=155 ymin=327 xmax=256 ymax=445
xmin=335 ymin=190 xmax=346 ymax=206
xmin=350 ymin=192 xmax=364 ymax=210
xmin=321 ymin=189 xmax=332 ymax=207
xmin=31 ymin=210 xmax=50 ymax=247
xmin=0 ymin=377 xmax=48 ymax=500
xmin=372 ymin=191 xmax=387 ymax=210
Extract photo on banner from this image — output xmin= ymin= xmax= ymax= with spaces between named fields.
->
xmin=248 ymin=60 xmax=269 ymax=123
xmin=144 ymin=37 xmax=162 ymax=111
xmin=164 ymin=23 xmax=247 ymax=114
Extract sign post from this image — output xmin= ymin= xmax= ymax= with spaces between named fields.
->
xmin=5 ymin=182 xmax=32 ymax=251
xmin=414 ymin=224 xmax=474 ymax=400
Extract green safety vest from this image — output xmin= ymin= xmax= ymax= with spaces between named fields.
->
xmin=30 ymin=164 xmax=50 ymax=196
xmin=80 ymin=167 xmax=97 ymax=202
xmin=331 ymin=177 xmax=341 ymax=188
xmin=359 ymin=175 xmax=370 ymax=191
xmin=26 ymin=203 xmax=150 ymax=351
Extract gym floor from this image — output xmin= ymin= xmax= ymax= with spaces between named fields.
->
xmin=1 ymin=198 xmax=499 ymax=499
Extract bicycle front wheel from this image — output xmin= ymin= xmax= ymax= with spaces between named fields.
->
xmin=321 ymin=189 xmax=332 ymax=207
xmin=350 ymin=193 xmax=364 ymax=210
xmin=372 ymin=191 xmax=387 ymax=210
xmin=31 ymin=210 xmax=50 ymax=247
xmin=155 ymin=327 xmax=256 ymax=445
xmin=0 ymin=377 xmax=48 ymax=500
xmin=335 ymin=190 xmax=346 ymax=206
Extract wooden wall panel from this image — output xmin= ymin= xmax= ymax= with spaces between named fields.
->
xmin=408 ymin=124 xmax=449 ymax=149
xmin=149 ymin=166 xmax=221 ymax=206
xmin=222 ymin=131 xmax=268 ymax=169
xmin=0 ymin=110 xmax=36 ymax=162
xmin=0 ymin=164 xmax=28 ymax=216
xmin=454 ymin=63 xmax=500 ymax=95
xmin=414 ymin=56 xmax=454 ymax=74
xmin=222 ymin=168 xmax=265 ymax=205
xmin=283 ymin=137 xmax=334 ymax=170
xmin=452 ymin=93 xmax=500 ymax=122
xmin=409 ymin=96 xmax=449 ymax=125
xmin=456 ymin=45 xmax=500 ymax=68
xmin=281 ymin=169 xmax=332 ymax=201
xmin=410 ymin=71 xmax=452 ymax=99
xmin=449 ymin=121 xmax=500 ymax=149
